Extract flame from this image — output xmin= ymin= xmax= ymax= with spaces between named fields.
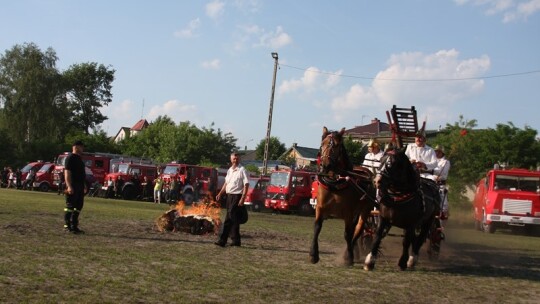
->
xmin=173 ymin=196 xmax=222 ymax=223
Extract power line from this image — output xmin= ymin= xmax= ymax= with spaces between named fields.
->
xmin=279 ymin=63 xmax=540 ymax=82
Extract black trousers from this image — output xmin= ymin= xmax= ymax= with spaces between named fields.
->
xmin=218 ymin=194 xmax=242 ymax=245
xmin=64 ymin=183 xmax=85 ymax=228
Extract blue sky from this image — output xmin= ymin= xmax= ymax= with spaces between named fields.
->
xmin=2 ymin=0 xmax=539 ymax=150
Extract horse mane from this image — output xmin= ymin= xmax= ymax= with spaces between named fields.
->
xmin=383 ymin=148 xmax=419 ymax=193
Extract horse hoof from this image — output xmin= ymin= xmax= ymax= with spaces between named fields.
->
xmin=310 ymin=256 xmax=320 ymax=264
xmin=407 ymin=255 xmax=417 ymax=269
xmin=363 ymin=263 xmax=374 ymax=271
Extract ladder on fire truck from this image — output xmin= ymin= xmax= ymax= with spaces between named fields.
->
xmin=385 ymin=105 xmax=425 ymax=148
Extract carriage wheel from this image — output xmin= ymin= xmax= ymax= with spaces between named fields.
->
xmin=427 ymin=221 xmax=442 ymax=261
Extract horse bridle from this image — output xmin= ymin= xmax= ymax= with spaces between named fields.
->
xmin=319 ymin=133 xmax=342 ymax=174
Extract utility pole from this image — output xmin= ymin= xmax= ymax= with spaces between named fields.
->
xmin=262 ymin=52 xmax=279 ymax=176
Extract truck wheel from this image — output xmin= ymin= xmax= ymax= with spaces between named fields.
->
xmin=183 ymin=192 xmax=194 ymax=205
xmin=300 ymin=200 xmax=314 ymax=216
xmin=122 ymin=186 xmax=136 ymax=200
xmin=474 ymin=220 xmax=482 ymax=231
xmin=482 ymin=211 xmax=496 ymax=233
xmin=252 ymin=202 xmax=262 ymax=212
xmin=39 ymin=183 xmax=49 ymax=192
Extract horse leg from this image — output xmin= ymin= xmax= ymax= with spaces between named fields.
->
xmin=399 ymin=228 xmax=414 ymax=270
xmin=410 ymin=217 xmax=434 ymax=267
xmin=343 ymin=216 xmax=357 ymax=266
xmin=364 ymin=218 xmax=389 ymax=271
xmin=351 ymin=214 xmax=365 ymax=263
xmin=310 ymin=212 xmax=324 ymax=264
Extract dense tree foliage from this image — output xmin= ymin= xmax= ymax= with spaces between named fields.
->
xmin=255 ymin=136 xmax=286 ymax=161
xmin=118 ymin=116 xmax=236 ymax=165
xmin=431 ymin=116 xmax=540 ymax=204
xmin=344 ymin=135 xmax=366 ymax=166
xmin=63 ymin=62 xmax=115 ymax=134
xmin=0 ymin=43 xmax=69 ymax=157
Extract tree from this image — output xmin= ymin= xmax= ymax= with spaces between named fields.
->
xmin=0 ymin=43 xmax=68 ymax=151
xmin=119 ymin=117 xmax=237 ymax=165
xmin=254 ymin=137 xmax=286 ymax=160
xmin=432 ymin=116 xmax=540 ymax=205
xmin=343 ymin=135 xmax=365 ymax=166
xmin=63 ymin=62 xmax=115 ymax=134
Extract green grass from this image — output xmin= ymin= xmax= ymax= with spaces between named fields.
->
xmin=1 ymin=189 xmax=540 ymax=303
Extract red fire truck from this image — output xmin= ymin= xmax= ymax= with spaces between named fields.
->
xmin=21 ymin=161 xmax=46 ymax=180
xmin=473 ymin=166 xmax=540 ymax=234
xmin=160 ymin=162 xmax=218 ymax=204
xmin=52 ymin=152 xmax=152 ymax=188
xmin=32 ymin=162 xmax=56 ymax=192
xmin=264 ymin=169 xmax=317 ymax=215
xmin=244 ymin=176 xmax=270 ymax=212
xmin=102 ymin=162 xmax=160 ymax=200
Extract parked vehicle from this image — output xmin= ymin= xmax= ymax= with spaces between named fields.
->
xmin=310 ymin=179 xmax=318 ymax=209
xmin=244 ymin=176 xmax=270 ymax=212
xmin=21 ymin=161 xmax=46 ymax=181
xmin=160 ymin=162 xmax=219 ymax=204
xmin=473 ymin=166 xmax=540 ymax=234
xmin=52 ymin=152 xmax=152 ymax=188
xmin=33 ymin=162 xmax=56 ymax=192
xmin=102 ymin=162 xmax=159 ymax=200
xmin=264 ymin=170 xmax=317 ymax=215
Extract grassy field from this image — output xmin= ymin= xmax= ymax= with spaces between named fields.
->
xmin=1 ymin=189 xmax=540 ymax=303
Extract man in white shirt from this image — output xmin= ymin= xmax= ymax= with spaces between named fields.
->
xmin=431 ymin=145 xmax=451 ymax=219
xmin=405 ymin=130 xmax=437 ymax=178
xmin=215 ymin=152 xmax=250 ymax=247
xmin=362 ymin=139 xmax=385 ymax=175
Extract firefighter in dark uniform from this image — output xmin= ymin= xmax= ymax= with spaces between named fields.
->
xmin=63 ymin=140 xmax=88 ymax=234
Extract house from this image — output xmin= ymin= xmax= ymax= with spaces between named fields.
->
xmin=113 ymin=119 xmax=149 ymax=143
xmin=344 ymin=118 xmax=392 ymax=146
xmin=280 ymin=143 xmax=319 ymax=169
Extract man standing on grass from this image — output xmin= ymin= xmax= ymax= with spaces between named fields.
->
xmin=63 ymin=140 xmax=88 ymax=234
xmin=214 ymin=152 xmax=249 ymax=247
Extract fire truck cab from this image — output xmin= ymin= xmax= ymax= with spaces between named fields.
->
xmin=103 ymin=162 xmax=159 ymax=200
xmin=265 ymin=169 xmax=316 ymax=216
xmin=473 ymin=166 xmax=540 ymax=234
xmin=21 ymin=161 xmax=46 ymax=181
xmin=161 ymin=162 xmax=218 ymax=204
xmin=33 ymin=162 xmax=56 ymax=192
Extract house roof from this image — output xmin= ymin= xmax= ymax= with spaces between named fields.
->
xmin=345 ymin=118 xmax=390 ymax=137
xmin=113 ymin=127 xmax=131 ymax=141
xmin=282 ymin=144 xmax=319 ymax=160
xmin=131 ymin=119 xmax=149 ymax=131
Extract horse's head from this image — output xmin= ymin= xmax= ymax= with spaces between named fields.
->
xmin=379 ymin=148 xmax=419 ymax=193
xmin=319 ymin=127 xmax=352 ymax=176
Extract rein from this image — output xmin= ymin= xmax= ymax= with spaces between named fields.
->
xmin=318 ymin=170 xmax=377 ymax=203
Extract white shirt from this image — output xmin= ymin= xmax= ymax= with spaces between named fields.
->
xmin=433 ymin=157 xmax=450 ymax=181
xmin=225 ymin=165 xmax=249 ymax=194
xmin=405 ymin=143 xmax=438 ymax=171
xmin=363 ymin=150 xmax=385 ymax=174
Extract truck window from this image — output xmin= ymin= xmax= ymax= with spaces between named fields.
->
xmin=270 ymin=172 xmax=289 ymax=187
xmin=131 ymin=168 xmax=141 ymax=175
xmin=95 ymin=160 xmax=104 ymax=168
xmin=84 ymin=159 xmax=93 ymax=168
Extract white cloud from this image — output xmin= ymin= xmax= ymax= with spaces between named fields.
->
xmin=173 ymin=18 xmax=201 ymax=38
xmin=278 ymin=67 xmax=341 ymax=95
xmin=100 ymin=99 xmax=199 ymax=136
xmin=148 ymin=100 xmax=197 ymax=121
xmin=323 ymin=49 xmax=490 ymax=125
xmin=256 ymin=26 xmax=293 ymax=49
xmin=201 ymin=58 xmax=221 ymax=69
xmin=454 ymin=0 xmax=540 ymax=22
xmin=206 ymin=0 xmax=225 ymax=19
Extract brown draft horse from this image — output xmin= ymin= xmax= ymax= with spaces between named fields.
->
xmin=364 ymin=148 xmax=440 ymax=271
xmin=310 ymin=127 xmax=376 ymax=266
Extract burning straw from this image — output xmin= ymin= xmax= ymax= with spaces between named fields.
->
xmin=155 ymin=197 xmax=222 ymax=235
